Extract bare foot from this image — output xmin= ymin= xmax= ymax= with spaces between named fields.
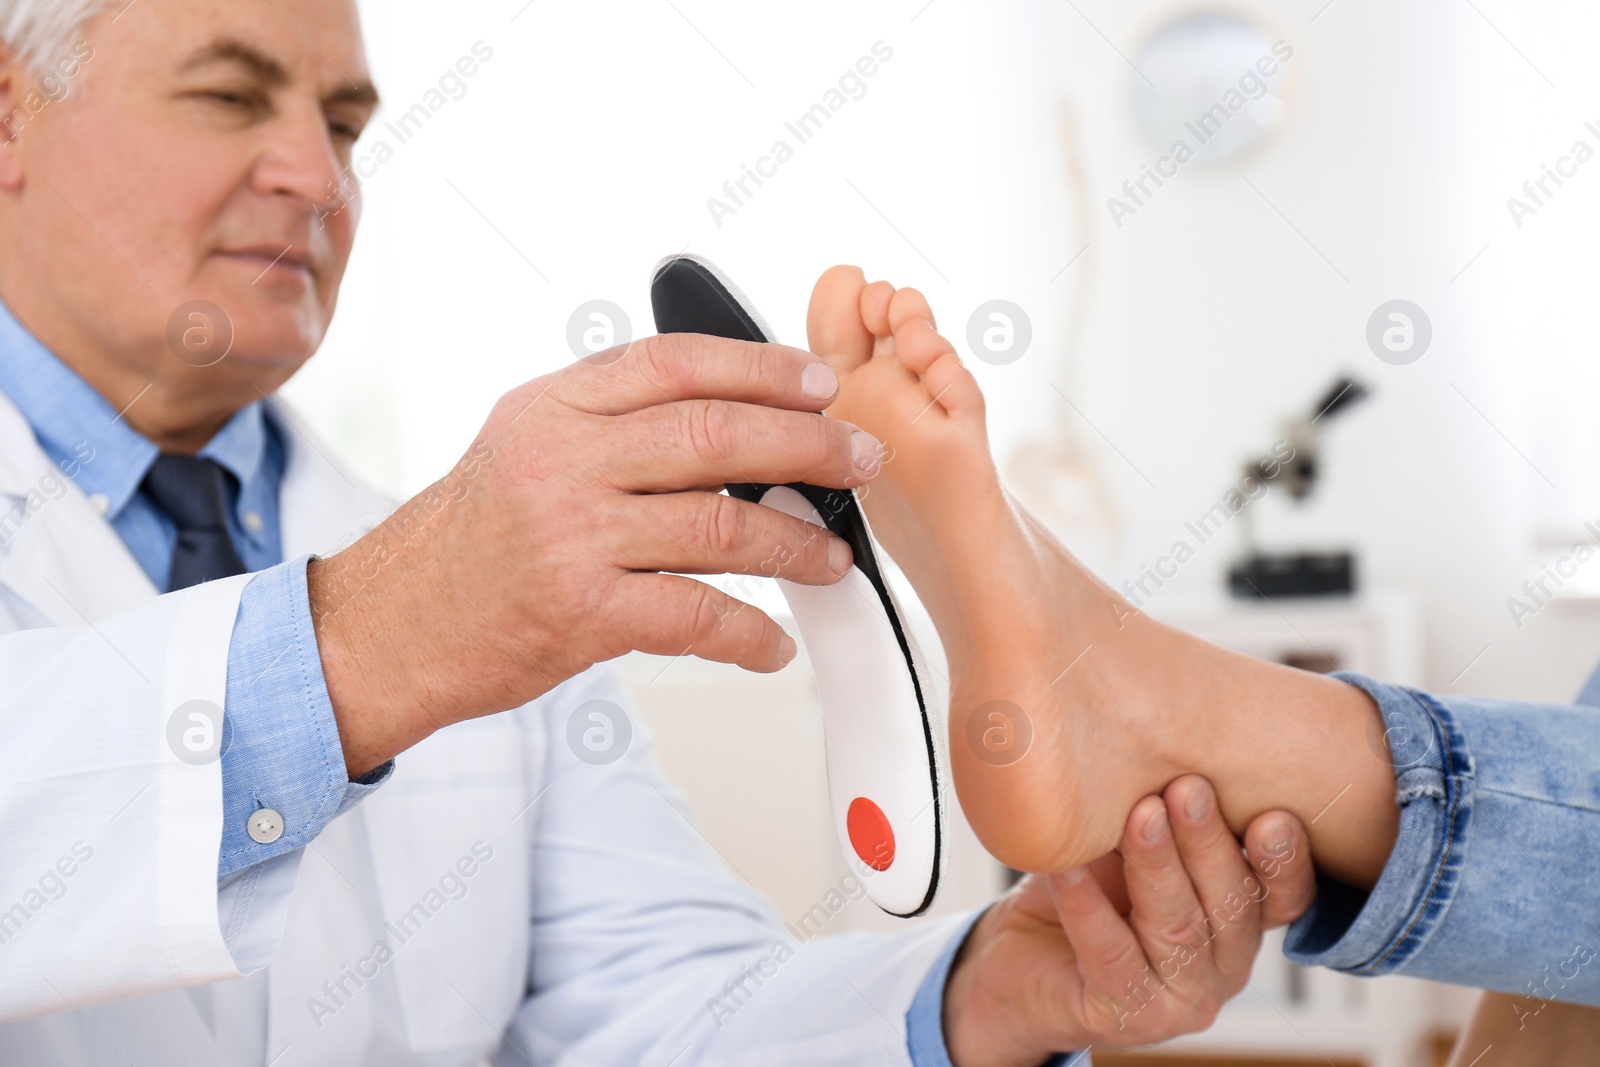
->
xmin=805 ymin=266 xmax=1189 ymax=873
xmin=804 ymin=266 xmax=1397 ymax=886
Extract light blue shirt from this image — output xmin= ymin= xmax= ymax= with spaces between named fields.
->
xmin=0 ymin=301 xmax=1009 ymax=1063
xmin=0 ymin=324 xmax=285 ymax=588
xmin=0 ymin=300 xmax=388 ymax=890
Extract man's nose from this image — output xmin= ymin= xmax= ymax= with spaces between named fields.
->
xmin=249 ymin=105 xmax=350 ymax=213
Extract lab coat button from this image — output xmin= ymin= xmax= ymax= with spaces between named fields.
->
xmin=248 ymin=807 xmax=285 ymax=844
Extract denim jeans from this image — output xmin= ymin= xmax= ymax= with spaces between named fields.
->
xmin=1283 ymin=670 xmax=1600 ymax=1008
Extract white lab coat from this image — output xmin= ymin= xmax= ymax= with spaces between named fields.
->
xmin=0 ymin=390 xmax=969 ymax=1066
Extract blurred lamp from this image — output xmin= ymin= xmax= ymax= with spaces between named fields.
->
xmin=1131 ymin=12 xmax=1292 ymax=162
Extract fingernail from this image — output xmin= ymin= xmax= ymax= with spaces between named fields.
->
xmin=802 ymin=362 xmax=839 ymax=400
xmin=1266 ymin=819 xmax=1294 ymax=855
xmin=1142 ymin=805 xmax=1169 ymax=843
xmin=1055 ymin=866 xmax=1088 ymax=886
xmin=827 ymin=537 xmax=853 ymax=576
xmin=851 ymin=431 xmax=885 ymax=474
xmin=1185 ymin=780 xmax=1214 ymax=822
xmin=778 ymin=633 xmax=797 ymax=663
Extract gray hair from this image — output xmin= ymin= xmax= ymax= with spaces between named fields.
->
xmin=0 ymin=0 xmax=108 ymax=71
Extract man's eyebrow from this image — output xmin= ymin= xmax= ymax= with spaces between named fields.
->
xmin=178 ymin=38 xmax=291 ymax=85
xmin=177 ymin=37 xmax=379 ymax=110
xmin=326 ymin=82 xmax=380 ymax=110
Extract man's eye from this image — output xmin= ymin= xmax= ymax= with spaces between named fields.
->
xmin=197 ymin=88 xmax=267 ymax=112
xmin=328 ymin=120 xmax=363 ymax=143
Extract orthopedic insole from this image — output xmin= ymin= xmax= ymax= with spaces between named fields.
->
xmin=650 ymin=254 xmax=945 ymax=917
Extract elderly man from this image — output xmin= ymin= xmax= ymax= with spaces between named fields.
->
xmin=0 ymin=1 xmax=1316 ymax=1064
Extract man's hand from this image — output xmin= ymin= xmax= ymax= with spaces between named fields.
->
xmin=943 ymin=776 xmax=1316 ymax=1067
xmin=307 ymin=334 xmax=884 ymax=776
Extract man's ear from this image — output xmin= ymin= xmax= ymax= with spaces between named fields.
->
xmin=0 ymin=42 xmax=24 ymax=189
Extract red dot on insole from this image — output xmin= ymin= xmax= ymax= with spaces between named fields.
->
xmin=847 ymin=797 xmax=895 ymax=871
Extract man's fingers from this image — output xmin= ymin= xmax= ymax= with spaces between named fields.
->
xmin=1119 ymin=795 xmax=1214 ymax=973
xmin=605 ymin=399 xmax=883 ymax=493
xmin=557 ymin=333 xmax=841 ymax=416
xmin=616 ymin=573 xmax=795 ymax=673
xmin=1087 ymin=849 xmax=1132 ymax=917
xmin=608 ymin=491 xmax=852 ymax=586
xmin=1244 ymin=810 xmax=1315 ymax=930
xmin=1164 ymin=775 xmax=1263 ymax=981
xmin=1049 ymin=864 xmax=1155 ymax=1005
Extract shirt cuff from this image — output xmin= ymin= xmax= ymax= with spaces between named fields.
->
xmin=218 ymin=554 xmax=392 ymax=881
xmin=906 ymin=908 xmax=1088 ymax=1067
xmin=1282 ymin=671 xmax=1468 ymax=974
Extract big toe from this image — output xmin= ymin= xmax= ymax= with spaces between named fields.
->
xmin=807 ymin=265 xmax=874 ymax=375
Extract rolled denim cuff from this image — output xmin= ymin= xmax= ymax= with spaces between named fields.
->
xmin=1282 ymin=671 xmax=1470 ymax=975
xmin=1285 ymin=673 xmax=1600 ymax=1004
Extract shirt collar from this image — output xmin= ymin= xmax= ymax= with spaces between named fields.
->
xmin=0 ymin=299 xmax=155 ymax=520
xmin=0 ymin=299 xmax=274 ymax=547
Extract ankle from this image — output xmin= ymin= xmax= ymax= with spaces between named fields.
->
xmin=1098 ymin=616 xmax=1232 ymax=797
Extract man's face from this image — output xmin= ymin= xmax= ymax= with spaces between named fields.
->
xmin=0 ymin=0 xmax=376 ymax=399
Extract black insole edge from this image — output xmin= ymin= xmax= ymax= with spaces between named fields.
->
xmin=649 ymin=255 xmax=942 ymax=917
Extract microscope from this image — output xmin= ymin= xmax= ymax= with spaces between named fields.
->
xmin=1228 ymin=376 xmax=1370 ymax=599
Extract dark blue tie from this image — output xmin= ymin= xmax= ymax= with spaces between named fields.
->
xmin=140 ymin=454 xmax=247 ymax=591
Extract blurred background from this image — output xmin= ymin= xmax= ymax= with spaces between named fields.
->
xmin=299 ymin=1 xmax=1600 ymax=1063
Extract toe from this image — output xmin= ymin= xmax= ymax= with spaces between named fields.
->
xmin=893 ymin=317 xmax=956 ymax=376
xmin=923 ymin=351 xmax=986 ymax=421
xmin=807 ymin=265 xmax=873 ymax=375
xmin=859 ymin=280 xmax=895 ymax=337
xmin=887 ymin=286 xmax=936 ymax=332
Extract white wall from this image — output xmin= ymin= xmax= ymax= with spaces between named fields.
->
xmin=297 ymin=0 xmax=1076 ymax=493
xmin=298 ymin=0 xmax=1600 ymax=715
xmin=1054 ymin=0 xmax=1600 ymax=704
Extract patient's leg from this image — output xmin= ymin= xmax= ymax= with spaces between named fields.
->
xmin=1446 ymin=994 xmax=1600 ymax=1066
xmin=807 ymin=266 xmax=1398 ymax=887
